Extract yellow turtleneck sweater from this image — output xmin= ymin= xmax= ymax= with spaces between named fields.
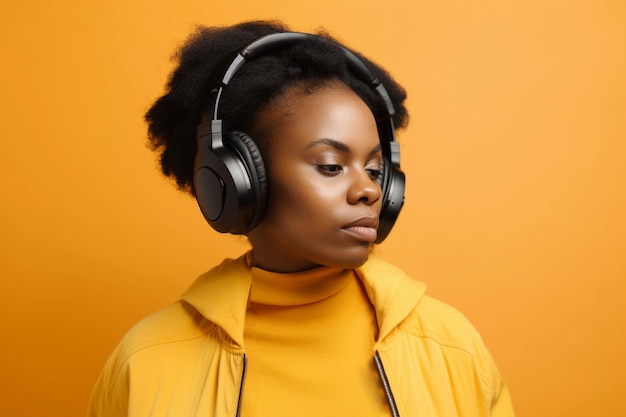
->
xmin=241 ymin=265 xmax=391 ymax=417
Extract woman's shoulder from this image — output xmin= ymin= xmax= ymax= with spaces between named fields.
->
xmin=110 ymin=301 xmax=212 ymax=366
xmin=400 ymin=294 xmax=493 ymax=361
xmin=119 ymin=255 xmax=250 ymax=353
xmin=358 ymin=256 xmax=485 ymax=352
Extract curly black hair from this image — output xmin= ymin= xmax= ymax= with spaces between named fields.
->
xmin=145 ymin=20 xmax=409 ymax=194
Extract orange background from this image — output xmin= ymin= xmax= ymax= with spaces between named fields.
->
xmin=1 ymin=1 xmax=624 ymax=416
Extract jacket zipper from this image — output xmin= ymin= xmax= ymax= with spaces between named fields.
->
xmin=374 ymin=351 xmax=400 ymax=417
xmin=235 ymin=354 xmax=248 ymax=417
xmin=236 ymin=353 xmax=398 ymax=416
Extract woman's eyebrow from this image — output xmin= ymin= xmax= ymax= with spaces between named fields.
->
xmin=306 ymin=138 xmax=382 ymax=156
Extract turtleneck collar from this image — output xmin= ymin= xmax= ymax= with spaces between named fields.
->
xmin=249 ymin=264 xmax=351 ymax=307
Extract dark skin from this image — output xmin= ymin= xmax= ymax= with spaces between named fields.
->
xmin=247 ymin=82 xmax=384 ymax=273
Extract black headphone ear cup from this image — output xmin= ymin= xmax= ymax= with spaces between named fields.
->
xmin=224 ymin=131 xmax=268 ymax=231
xmin=376 ymin=157 xmax=405 ymax=243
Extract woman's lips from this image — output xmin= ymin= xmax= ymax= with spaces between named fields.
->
xmin=343 ymin=225 xmax=378 ymax=242
xmin=342 ymin=216 xmax=379 ymax=242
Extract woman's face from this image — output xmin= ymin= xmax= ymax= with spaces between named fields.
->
xmin=247 ymin=83 xmax=383 ymax=272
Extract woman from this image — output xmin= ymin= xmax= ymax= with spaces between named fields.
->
xmin=88 ymin=20 xmax=515 ymax=416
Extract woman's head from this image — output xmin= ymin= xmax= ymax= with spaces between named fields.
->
xmin=145 ymin=20 xmax=409 ymax=270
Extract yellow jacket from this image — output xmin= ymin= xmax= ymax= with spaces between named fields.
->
xmin=88 ymin=254 xmax=514 ymax=416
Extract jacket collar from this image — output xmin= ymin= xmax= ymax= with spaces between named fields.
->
xmin=181 ymin=254 xmax=252 ymax=348
xmin=181 ymin=253 xmax=427 ymax=348
xmin=355 ymin=256 xmax=426 ymax=342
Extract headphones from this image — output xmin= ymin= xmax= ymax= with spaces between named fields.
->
xmin=194 ymin=32 xmax=405 ymax=243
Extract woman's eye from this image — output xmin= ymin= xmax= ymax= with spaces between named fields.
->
xmin=318 ymin=165 xmax=343 ymax=174
xmin=366 ymin=169 xmax=382 ymax=180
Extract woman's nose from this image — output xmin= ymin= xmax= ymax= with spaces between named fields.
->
xmin=347 ymin=168 xmax=382 ymax=205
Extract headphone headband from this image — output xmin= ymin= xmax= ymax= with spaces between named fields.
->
xmin=201 ymin=32 xmax=401 ymax=168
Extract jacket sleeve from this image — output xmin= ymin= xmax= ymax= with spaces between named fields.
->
xmin=86 ymin=345 xmax=130 ymax=417
xmin=490 ymin=380 xmax=515 ymax=417
xmin=482 ymin=340 xmax=516 ymax=417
